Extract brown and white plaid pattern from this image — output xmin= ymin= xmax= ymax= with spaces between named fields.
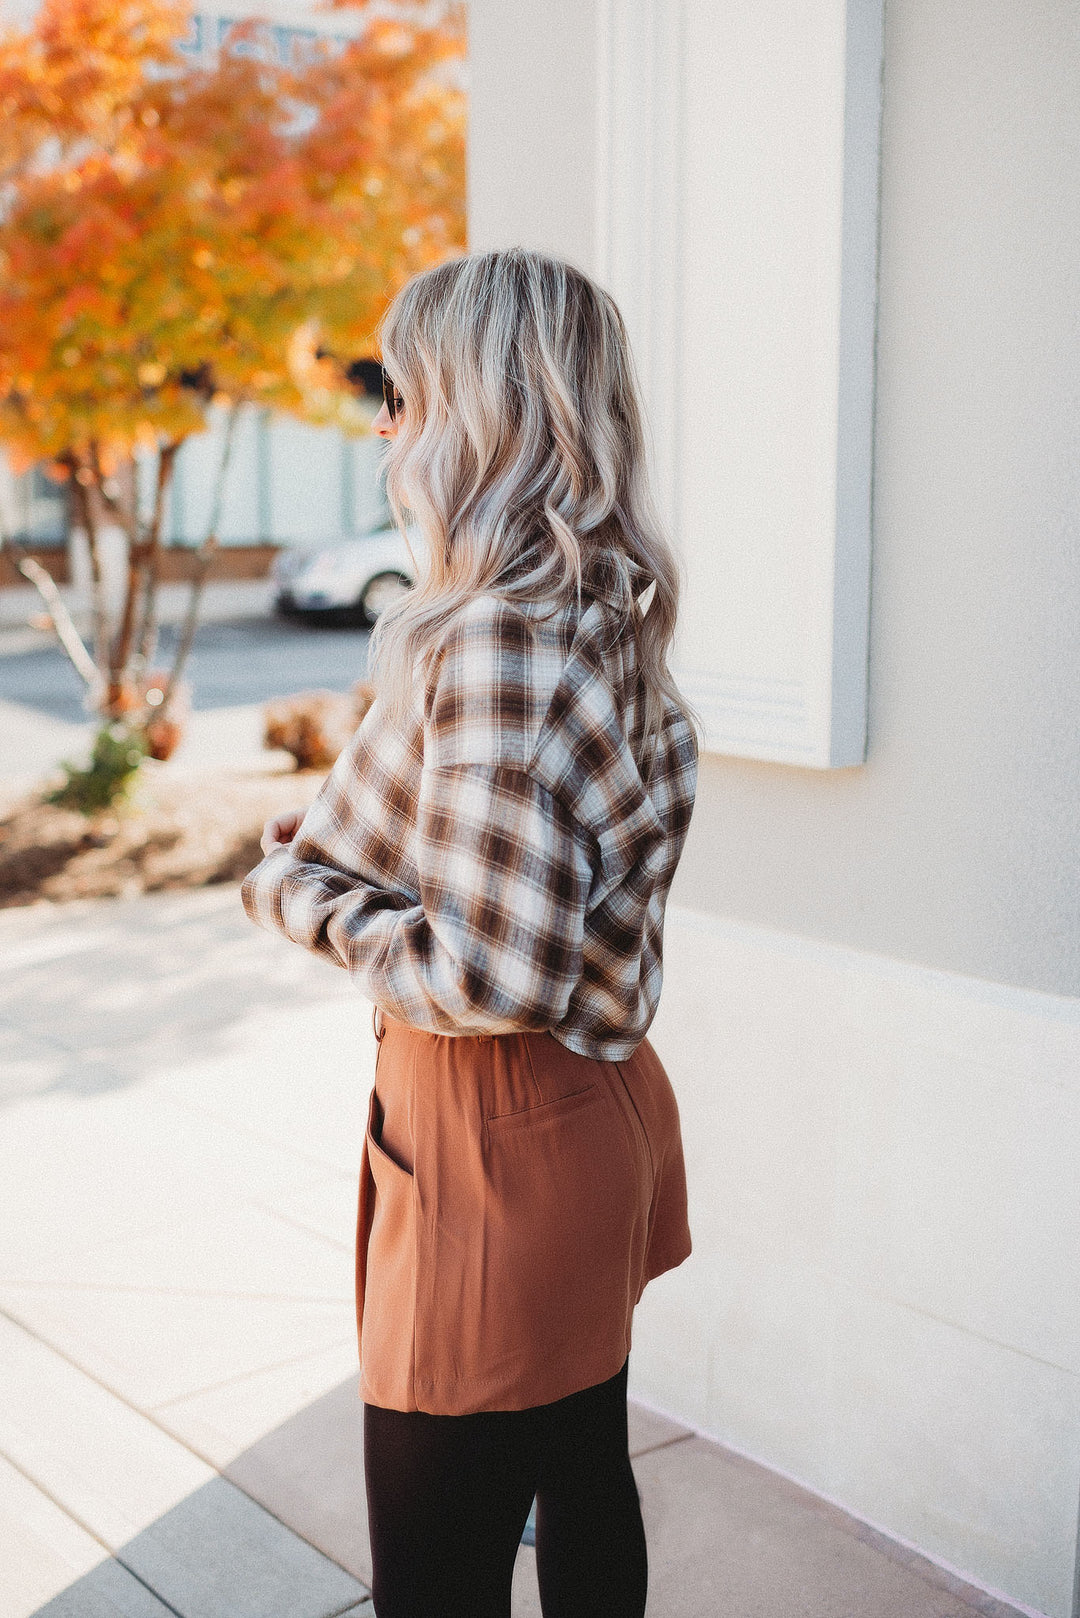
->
xmin=241 ymin=571 xmax=698 ymax=1060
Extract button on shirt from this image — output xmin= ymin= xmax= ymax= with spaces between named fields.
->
xmin=240 ymin=576 xmax=699 ymax=1061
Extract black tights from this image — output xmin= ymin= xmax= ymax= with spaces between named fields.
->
xmin=363 ymin=1359 xmax=647 ymax=1618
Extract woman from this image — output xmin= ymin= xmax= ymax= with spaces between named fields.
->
xmin=243 ymin=248 xmax=701 ymax=1618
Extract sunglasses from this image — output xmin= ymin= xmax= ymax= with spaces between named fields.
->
xmin=381 ymin=366 xmax=404 ymax=422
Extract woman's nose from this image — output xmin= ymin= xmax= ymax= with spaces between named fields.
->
xmin=372 ymin=400 xmax=396 ymax=438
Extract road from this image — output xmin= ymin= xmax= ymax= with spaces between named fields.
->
xmin=0 ymin=614 xmax=374 ymax=724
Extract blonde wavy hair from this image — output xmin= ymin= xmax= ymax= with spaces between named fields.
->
xmin=368 ymin=247 xmax=702 ymax=774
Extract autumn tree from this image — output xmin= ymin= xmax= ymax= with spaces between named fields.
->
xmin=0 ymin=0 xmax=464 ymax=742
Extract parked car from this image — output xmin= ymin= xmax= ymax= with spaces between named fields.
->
xmin=272 ymin=527 xmax=422 ymax=626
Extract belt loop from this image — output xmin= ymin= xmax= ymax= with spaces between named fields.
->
xmin=372 ymin=1003 xmax=386 ymax=1042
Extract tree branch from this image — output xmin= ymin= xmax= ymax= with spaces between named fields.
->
xmin=12 ymin=551 xmax=104 ymax=700
xmin=161 ymin=401 xmax=242 ymax=713
xmin=87 ymin=440 xmax=129 ymax=527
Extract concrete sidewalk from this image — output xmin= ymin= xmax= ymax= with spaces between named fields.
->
xmin=0 ymin=889 xmax=1034 ymax=1618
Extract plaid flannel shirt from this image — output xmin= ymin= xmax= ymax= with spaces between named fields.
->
xmin=241 ymin=567 xmax=698 ymax=1060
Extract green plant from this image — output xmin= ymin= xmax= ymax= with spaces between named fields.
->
xmin=47 ymin=724 xmax=148 ymax=815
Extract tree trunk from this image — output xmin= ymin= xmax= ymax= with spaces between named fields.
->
xmin=65 ymin=458 xmax=109 ymax=695
xmin=133 ymin=439 xmax=181 ymax=672
xmin=97 ymin=448 xmax=147 ymax=713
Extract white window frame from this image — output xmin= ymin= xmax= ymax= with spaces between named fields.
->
xmin=595 ymin=0 xmax=884 ymax=767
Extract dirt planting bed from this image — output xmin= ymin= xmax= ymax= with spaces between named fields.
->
xmin=0 ymin=765 xmax=328 ymax=908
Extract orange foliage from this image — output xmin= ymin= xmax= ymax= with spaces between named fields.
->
xmin=0 ymin=0 xmax=465 ymax=721
xmin=0 ymin=0 xmax=466 ymax=467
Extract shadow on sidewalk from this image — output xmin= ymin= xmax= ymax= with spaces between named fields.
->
xmin=0 ymin=886 xmax=353 ymax=1110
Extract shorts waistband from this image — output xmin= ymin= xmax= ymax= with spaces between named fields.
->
xmin=372 ymin=1004 xmax=496 ymax=1043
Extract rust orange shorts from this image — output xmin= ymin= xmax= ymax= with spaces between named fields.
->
xmin=355 ymin=1005 xmax=692 ymax=1415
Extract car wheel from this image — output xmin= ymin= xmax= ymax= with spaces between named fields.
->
xmin=360 ymin=570 xmax=412 ymax=626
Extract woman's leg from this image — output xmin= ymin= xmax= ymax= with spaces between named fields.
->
xmin=363 ymin=1399 xmax=539 ymax=1618
xmin=533 ymin=1360 xmax=648 ymax=1618
xmin=363 ymin=1361 xmax=647 ymax=1618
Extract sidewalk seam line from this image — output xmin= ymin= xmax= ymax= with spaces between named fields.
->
xmin=150 ymin=1336 xmax=358 ymax=1411
xmin=109 ymin=1558 xmax=189 ymax=1618
xmin=0 ymin=1300 xmax=367 ymax=1593
xmin=631 ymin=1432 xmax=695 ymax=1459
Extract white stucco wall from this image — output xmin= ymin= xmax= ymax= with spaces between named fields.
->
xmin=466 ymin=0 xmax=597 ymax=273
xmin=471 ymin=0 xmax=1080 ymax=999
xmin=676 ymin=0 xmax=1080 ymax=1001
xmin=468 ymin=2 xmax=1080 ymax=1613
xmin=636 ymin=910 xmax=1080 ymax=1618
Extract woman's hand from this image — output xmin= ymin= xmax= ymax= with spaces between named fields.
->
xmin=261 ymin=810 xmax=304 ymax=858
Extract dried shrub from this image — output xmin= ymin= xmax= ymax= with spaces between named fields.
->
xmin=141 ymin=675 xmax=191 ymax=762
xmin=144 ymin=711 xmax=186 ymax=762
xmin=264 ymin=680 xmax=377 ymax=771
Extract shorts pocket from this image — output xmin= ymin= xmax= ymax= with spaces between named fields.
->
xmin=484 ymin=1084 xmax=599 ymax=1136
xmin=475 ymin=1080 xmax=638 ymax=1380
xmin=359 ymin=1087 xmax=416 ymax=1405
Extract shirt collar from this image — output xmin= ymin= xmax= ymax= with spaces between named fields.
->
xmin=581 ymin=552 xmax=653 ymax=609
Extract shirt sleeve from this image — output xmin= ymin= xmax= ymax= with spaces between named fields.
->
xmin=240 ymin=606 xmax=596 ymax=1035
